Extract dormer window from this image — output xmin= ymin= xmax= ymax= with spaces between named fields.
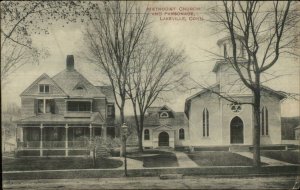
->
xmin=160 ymin=111 xmax=169 ymax=118
xmin=39 ymin=84 xmax=49 ymax=93
xmin=74 ymin=83 xmax=86 ymax=91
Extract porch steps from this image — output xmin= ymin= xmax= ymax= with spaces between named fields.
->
xmin=96 ymin=146 xmax=110 ymax=158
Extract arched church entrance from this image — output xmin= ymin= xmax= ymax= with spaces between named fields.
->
xmin=158 ymin=131 xmax=169 ymax=147
xmin=230 ymin=116 xmax=244 ymax=144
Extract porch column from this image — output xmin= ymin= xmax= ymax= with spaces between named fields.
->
xmin=102 ymin=125 xmax=107 ymax=140
xmin=20 ymin=127 xmax=24 ymax=142
xmin=89 ymin=124 xmax=92 ymax=156
xmin=40 ymin=124 xmax=43 ymax=157
xmin=65 ymin=124 xmax=69 ymax=157
xmin=89 ymin=124 xmax=93 ymax=141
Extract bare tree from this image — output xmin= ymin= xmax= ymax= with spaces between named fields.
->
xmin=126 ymin=36 xmax=186 ymax=152
xmin=205 ymin=1 xmax=299 ymax=167
xmin=1 ymin=1 xmax=94 ymax=87
xmin=83 ymin=1 xmax=149 ymax=133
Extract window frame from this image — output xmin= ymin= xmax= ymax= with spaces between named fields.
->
xmin=261 ymin=106 xmax=269 ymax=136
xmin=160 ymin=111 xmax=169 ymax=118
xmin=107 ymin=104 xmax=115 ymax=118
xmin=144 ymin=129 xmax=150 ymax=140
xmin=67 ymin=101 xmax=92 ymax=112
xmin=179 ymin=128 xmax=185 ymax=140
xmin=202 ymin=108 xmax=209 ymax=137
xmin=39 ymin=84 xmax=50 ymax=93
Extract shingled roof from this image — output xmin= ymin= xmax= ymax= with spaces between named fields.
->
xmin=52 ymin=69 xmax=105 ymax=98
xmin=144 ymin=112 xmax=187 ymax=127
xmin=96 ymin=86 xmax=114 ymax=103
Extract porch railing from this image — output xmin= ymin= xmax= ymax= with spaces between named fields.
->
xmin=43 ymin=141 xmax=65 ymax=148
xmin=68 ymin=141 xmax=89 ymax=148
xmin=17 ymin=141 xmax=89 ymax=149
xmin=17 ymin=141 xmax=40 ymax=148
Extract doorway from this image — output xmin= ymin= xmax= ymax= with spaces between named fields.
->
xmin=230 ymin=116 xmax=244 ymax=144
xmin=158 ymin=132 xmax=169 ymax=146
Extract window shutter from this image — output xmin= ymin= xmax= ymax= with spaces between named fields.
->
xmin=34 ymin=99 xmax=38 ymax=114
xmin=50 ymin=99 xmax=55 ymax=114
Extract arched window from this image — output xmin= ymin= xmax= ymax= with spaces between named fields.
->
xmin=261 ymin=107 xmax=269 ymax=136
xmin=179 ymin=128 xmax=185 ymax=140
xmin=203 ymin=108 xmax=209 ymax=137
xmin=144 ymin=129 xmax=150 ymax=140
xmin=160 ymin=111 xmax=169 ymax=118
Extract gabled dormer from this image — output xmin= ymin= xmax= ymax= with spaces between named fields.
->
xmin=158 ymin=105 xmax=174 ymax=119
xmin=147 ymin=105 xmax=175 ymax=119
xmin=20 ymin=73 xmax=67 ymax=97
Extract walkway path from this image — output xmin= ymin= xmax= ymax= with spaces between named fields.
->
xmin=112 ymin=157 xmax=144 ymax=169
xmin=174 ymin=151 xmax=198 ymax=168
xmin=236 ymin=152 xmax=294 ymax=166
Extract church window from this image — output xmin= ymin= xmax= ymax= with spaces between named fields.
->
xmin=261 ymin=107 xmax=269 ymax=136
xmin=179 ymin=128 xmax=185 ymax=140
xmin=160 ymin=111 xmax=169 ymax=118
xmin=203 ymin=108 xmax=209 ymax=137
xmin=144 ymin=129 xmax=150 ymax=140
xmin=231 ymin=103 xmax=242 ymax=113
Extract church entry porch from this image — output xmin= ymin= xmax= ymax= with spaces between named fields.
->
xmin=152 ymin=125 xmax=175 ymax=149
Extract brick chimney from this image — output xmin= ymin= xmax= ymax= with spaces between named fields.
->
xmin=66 ymin=55 xmax=74 ymax=71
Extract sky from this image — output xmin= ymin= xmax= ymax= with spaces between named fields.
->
xmin=2 ymin=1 xmax=299 ymax=117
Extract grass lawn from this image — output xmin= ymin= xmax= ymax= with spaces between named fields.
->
xmin=260 ymin=150 xmax=299 ymax=164
xmin=187 ymin=151 xmax=261 ymax=166
xmin=128 ymin=150 xmax=179 ymax=168
xmin=2 ymin=157 xmax=122 ymax=171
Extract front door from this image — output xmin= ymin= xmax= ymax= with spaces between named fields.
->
xmin=158 ymin=131 xmax=169 ymax=146
xmin=230 ymin=116 xmax=244 ymax=144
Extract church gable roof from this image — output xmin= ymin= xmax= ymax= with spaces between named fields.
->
xmin=20 ymin=73 xmax=67 ymax=97
xmin=261 ymin=85 xmax=286 ymax=100
xmin=52 ymin=69 xmax=105 ymax=98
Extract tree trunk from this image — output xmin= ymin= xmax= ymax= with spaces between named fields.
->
xmin=120 ymin=104 xmax=126 ymax=157
xmin=138 ymin=115 xmax=144 ymax=152
xmin=93 ymin=147 xmax=96 ymax=167
xmin=252 ymin=85 xmax=261 ymax=167
xmin=138 ymin=133 xmax=143 ymax=152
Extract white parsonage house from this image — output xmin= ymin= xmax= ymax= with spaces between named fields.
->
xmin=143 ymin=35 xmax=286 ymax=149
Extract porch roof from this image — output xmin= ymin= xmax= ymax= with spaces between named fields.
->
xmin=16 ymin=113 xmax=105 ymax=125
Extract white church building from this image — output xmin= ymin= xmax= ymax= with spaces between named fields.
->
xmin=184 ymin=35 xmax=286 ymax=147
xmin=142 ymin=35 xmax=286 ymax=149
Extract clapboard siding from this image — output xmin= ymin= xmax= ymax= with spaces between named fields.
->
xmin=55 ymin=98 xmax=66 ymax=114
xmin=21 ymin=98 xmax=35 ymax=118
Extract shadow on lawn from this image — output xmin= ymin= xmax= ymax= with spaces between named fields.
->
xmin=260 ymin=150 xmax=300 ymax=164
xmin=187 ymin=151 xmax=267 ymax=166
xmin=127 ymin=150 xmax=179 ymax=168
xmin=2 ymin=157 xmax=123 ymax=171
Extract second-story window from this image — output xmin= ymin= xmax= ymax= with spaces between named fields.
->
xmin=67 ymin=101 xmax=91 ymax=112
xmin=107 ymin=104 xmax=115 ymax=118
xmin=37 ymin=99 xmax=55 ymax=114
xmin=39 ymin=84 xmax=49 ymax=93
